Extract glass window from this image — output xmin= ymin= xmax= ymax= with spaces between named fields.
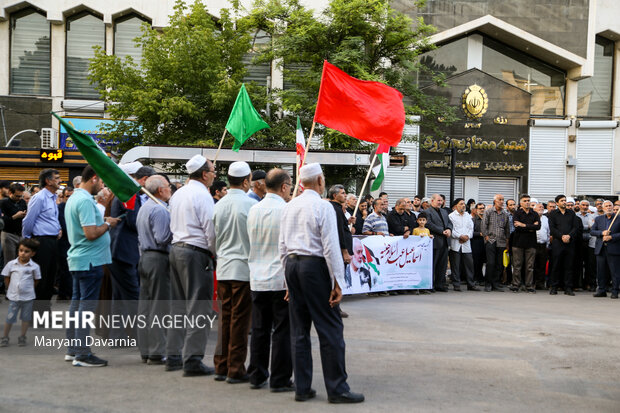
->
xmin=114 ymin=16 xmax=147 ymax=64
xmin=243 ymin=30 xmax=271 ymax=86
xmin=577 ymin=36 xmax=613 ymax=118
xmin=416 ymin=37 xmax=468 ymax=89
xmin=10 ymin=9 xmax=50 ymax=95
xmin=66 ymin=12 xmax=105 ymax=99
xmin=482 ymin=37 xmax=566 ymax=116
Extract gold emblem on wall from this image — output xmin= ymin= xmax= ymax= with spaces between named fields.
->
xmin=461 ymin=85 xmax=488 ymax=120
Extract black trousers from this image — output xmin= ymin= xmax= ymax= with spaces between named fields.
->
xmin=533 ymin=244 xmax=548 ymax=289
xmin=285 ymin=255 xmax=349 ymax=397
xmin=471 ymin=238 xmax=486 ymax=283
xmin=448 ymin=250 xmax=475 ymax=288
xmin=572 ymin=240 xmax=585 ymax=288
xmin=247 ymin=290 xmax=292 ymax=388
xmin=432 ymin=245 xmax=448 ymax=290
xmin=596 ymin=247 xmax=620 ymax=294
xmin=583 ymin=246 xmax=597 ymax=290
xmin=550 ymin=242 xmax=574 ymax=289
xmin=33 ymin=236 xmax=59 ymax=313
xmin=484 ymin=242 xmax=504 ymax=289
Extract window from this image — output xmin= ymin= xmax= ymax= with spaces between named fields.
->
xmin=10 ymin=9 xmax=50 ymax=95
xmin=242 ymin=30 xmax=271 ymax=86
xmin=577 ymin=36 xmax=614 ymax=118
xmin=416 ymin=37 xmax=468 ymax=89
xmin=482 ymin=37 xmax=566 ymax=116
xmin=66 ymin=12 xmax=105 ymax=99
xmin=114 ymin=15 xmax=148 ymax=64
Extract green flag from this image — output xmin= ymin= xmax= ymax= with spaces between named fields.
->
xmin=226 ymin=84 xmax=270 ymax=151
xmin=52 ymin=113 xmax=141 ymax=202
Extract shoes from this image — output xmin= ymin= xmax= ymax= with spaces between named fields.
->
xmin=509 ymin=286 xmax=519 ymax=293
xmin=436 ymin=287 xmax=449 ymax=292
xmin=214 ymin=374 xmax=227 ymax=381
xmin=593 ymin=291 xmax=607 ymax=298
xmin=65 ymin=353 xmax=76 ymax=361
xmin=271 ymin=382 xmax=295 ymax=393
xmin=165 ymin=360 xmax=183 ymax=372
xmin=0 ymin=337 xmax=8 ymax=347
xmin=493 ymin=287 xmax=504 ymax=292
xmin=73 ymin=354 xmax=108 ymax=367
xmin=388 ymin=291 xmax=398 ymax=296
xmin=147 ymin=357 xmax=166 ymax=365
xmin=550 ymin=288 xmax=558 ymax=295
xmin=141 ymin=356 xmax=149 ymax=364
xmin=453 ymin=286 xmax=462 ymax=292
xmin=17 ymin=335 xmax=26 ymax=346
xmin=564 ymin=289 xmax=575 ymax=296
xmin=295 ymin=388 xmax=317 ymax=402
xmin=379 ymin=291 xmax=390 ymax=296
xmin=419 ymin=290 xmax=430 ymax=294
xmin=339 ymin=310 xmax=349 ymax=318
xmin=527 ymin=288 xmax=536 ymax=294
xmin=250 ymin=380 xmax=268 ymax=389
xmin=484 ymin=286 xmax=492 ymax=292
xmin=183 ymin=363 xmax=215 ymax=377
xmin=226 ymin=374 xmax=250 ymax=384
xmin=467 ymin=285 xmax=480 ymax=291
xmin=611 ymin=293 xmax=618 ymax=299
xmin=328 ymin=391 xmax=365 ymax=404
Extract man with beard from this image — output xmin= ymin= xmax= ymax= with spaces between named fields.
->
xmin=510 ymin=194 xmax=540 ymax=293
xmin=471 ymin=202 xmax=486 ymax=286
xmin=548 ymin=195 xmax=579 ymax=296
xmin=448 ymin=198 xmax=476 ymax=291
xmin=426 ymin=194 xmax=453 ymax=292
xmin=591 ymin=200 xmax=620 ymax=298
xmin=481 ymin=194 xmax=509 ymax=292
xmin=345 ymin=238 xmax=372 ymax=292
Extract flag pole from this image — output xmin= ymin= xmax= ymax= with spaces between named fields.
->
xmin=212 ymin=129 xmax=228 ymax=167
xmin=349 ymin=150 xmax=378 ymax=231
xmin=292 ymin=121 xmax=315 ymax=198
xmin=606 ymin=207 xmax=620 ymax=231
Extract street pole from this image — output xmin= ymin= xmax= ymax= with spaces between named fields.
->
xmin=449 ymin=143 xmax=456 ymax=208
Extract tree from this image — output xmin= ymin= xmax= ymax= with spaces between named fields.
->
xmin=247 ymin=0 xmax=458 ymax=150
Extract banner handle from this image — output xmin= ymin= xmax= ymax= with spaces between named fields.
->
xmin=349 ymin=150 xmax=378 ymax=231
xmin=212 ymin=128 xmax=228 ymax=167
xmin=292 ymin=121 xmax=315 ymax=198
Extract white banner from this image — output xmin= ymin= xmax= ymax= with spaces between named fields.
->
xmin=342 ymin=235 xmax=434 ymax=295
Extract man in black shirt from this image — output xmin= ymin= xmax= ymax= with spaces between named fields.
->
xmin=328 ymin=184 xmax=354 ymax=317
xmin=548 ymin=194 xmax=579 ymax=295
xmin=511 ymin=194 xmax=540 ymax=293
xmin=471 ymin=202 xmax=486 ymax=285
xmin=0 ymin=183 xmax=27 ymax=263
xmin=387 ymin=198 xmax=414 ymax=237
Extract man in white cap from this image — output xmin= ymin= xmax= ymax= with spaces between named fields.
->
xmin=212 ymin=161 xmax=257 ymax=383
xmin=279 ymin=162 xmax=364 ymax=404
xmin=166 ymin=154 xmax=217 ymax=376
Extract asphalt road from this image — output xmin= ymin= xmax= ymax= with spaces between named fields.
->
xmin=1 ymin=290 xmax=619 ymax=413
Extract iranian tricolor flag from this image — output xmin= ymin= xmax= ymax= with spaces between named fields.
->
xmin=371 ymin=144 xmax=390 ymax=191
xmin=296 ymin=116 xmax=306 ymax=160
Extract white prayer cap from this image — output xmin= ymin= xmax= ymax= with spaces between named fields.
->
xmin=589 ymin=206 xmax=597 ymax=213
xmin=566 ymin=196 xmax=576 ymax=204
xmin=119 ymin=161 xmax=143 ymax=175
xmin=299 ymin=163 xmax=323 ymax=180
xmin=530 ymin=197 xmax=538 ymax=204
xmin=186 ymin=154 xmax=207 ymax=174
xmin=228 ymin=161 xmax=251 ymax=178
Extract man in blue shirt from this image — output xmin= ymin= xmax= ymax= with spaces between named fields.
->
xmin=65 ymin=166 xmax=120 ymax=367
xmin=22 ymin=169 xmax=62 ymax=314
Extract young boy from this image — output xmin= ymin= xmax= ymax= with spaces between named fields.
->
xmin=1 ymin=238 xmax=41 ymax=347
xmin=412 ymin=212 xmax=432 ymax=237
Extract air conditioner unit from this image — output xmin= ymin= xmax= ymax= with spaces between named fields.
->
xmin=41 ymin=128 xmax=58 ymax=148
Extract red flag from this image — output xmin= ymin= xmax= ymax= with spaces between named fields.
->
xmin=122 ymin=194 xmax=136 ymax=211
xmin=314 ymin=61 xmax=405 ymax=147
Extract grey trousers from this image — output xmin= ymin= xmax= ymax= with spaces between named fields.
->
xmin=166 ymin=244 xmax=214 ymax=366
xmin=512 ymin=247 xmax=536 ymax=288
xmin=137 ymin=250 xmax=171 ymax=358
xmin=1 ymin=232 xmax=19 ymax=265
xmin=448 ymin=250 xmax=475 ymax=288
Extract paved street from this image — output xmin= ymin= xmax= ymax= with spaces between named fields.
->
xmin=1 ymin=291 xmax=619 ymax=413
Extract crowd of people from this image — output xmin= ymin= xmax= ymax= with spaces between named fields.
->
xmin=0 ymin=158 xmax=619 ymax=405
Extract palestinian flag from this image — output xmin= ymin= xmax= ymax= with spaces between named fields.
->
xmin=371 ymin=144 xmax=390 ymax=191
xmin=362 ymin=244 xmax=380 ymax=276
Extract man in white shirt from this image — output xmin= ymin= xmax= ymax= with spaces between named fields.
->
xmin=166 ymin=154 xmax=217 ymax=376
xmin=448 ymin=198 xmax=477 ymax=291
xmin=246 ymin=168 xmax=294 ymax=392
xmin=213 ymin=161 xmax=257 ymax=384
xmin=279 ymin=163 xmax=364 ymax=404
xmin=533 ymin=202 xmax=550 ymax=290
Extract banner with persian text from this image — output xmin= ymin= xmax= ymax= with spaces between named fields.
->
xmin=342 ymin=235 xmax=433 ymax=295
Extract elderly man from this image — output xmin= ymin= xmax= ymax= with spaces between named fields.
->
xmin=548 ymin=195 xmax=579 ymax=296
xmin=533 ymin=203 xmax=550 ymax=290
xmin=136 ymin=175 xmax=172 ymax=365
xmin=65 ymin=166 xmax=120 ymax=366
xmin=345 ymin=238 xmax=372 ymax=292
xmin=577 ymin=200 xmax=596 ymax=291
xmin=166 ymin=154 xmax=217 ymax=376
xmin=386 ymin=198 xmax=414 ymax=238
xmin=426 ymin=193 xmax=453 ymax=292
xmin=448 ymin=198 xmax=476 ymax=291
xmin=246 ymin=168 xmax=294 ymax=392
xmin=511 ymin=194 xmax=540 ymax=293
xmin=213 ymin=161 xmax=257 ymax=384
xmin=362 ymin=199 xmax=389 ymax=236
xmin=481 ymin=194 xmax=510 ymax=292
xmin=280 ymin=163 xmax=364 ymax=404
xmin=22 ymin=168 xmax=62 ymax=313
xmin=591 ymin=200 xmax=620 ymax=298
xmin=248 ymin=170 xmax=267 ymax=202
xmin=471 ymin=202 xmax=486 ymax=286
